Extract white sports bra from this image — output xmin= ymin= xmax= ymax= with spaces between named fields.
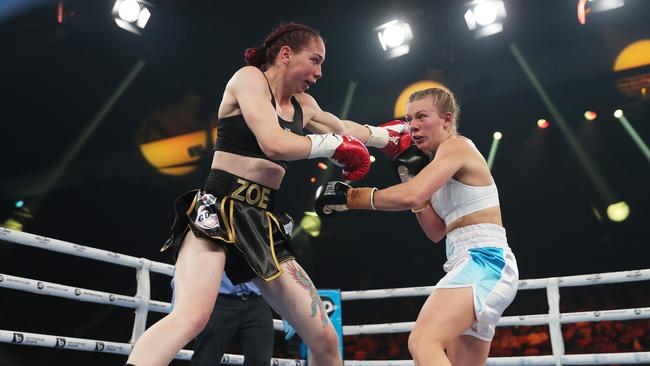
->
xmin=430 ymin=178 xmax=499 ymax=225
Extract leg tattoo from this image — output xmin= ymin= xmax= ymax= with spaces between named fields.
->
xmin=286 ymin=262 xmax=329 ymax=328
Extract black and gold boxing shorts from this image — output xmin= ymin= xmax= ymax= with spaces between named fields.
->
xmin=160 ymin=169 xmax=295 ymax=284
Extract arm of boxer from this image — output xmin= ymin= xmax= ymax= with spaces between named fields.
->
xmin=297 ymin=93 xmax=410 ymax=150
xmin=309 ymin=115 xmax=403 ymax=151
xmin=364 ymin=120 xmax=412 ymax=158
xmin=229 ymin=69 xmax=369 ymax=180
xmin=231 ymin=67 xmax=312 ymax=160
xmin=371 ymin=139 xmax=467 ymax=210
xmin=315 ymin=139 xmax=465 ymax=214
xmin=297 ymin=93 xmax=371 ymax=142
xmin=298 ymin=93 xmax=412 ymax=157
xmin=342 ymin=119 xmax=372 ymax=142
xmin=414 ymin=204 xmax=446 ymax=243
xmin=303 ymin=112 xmax=412 ymax=169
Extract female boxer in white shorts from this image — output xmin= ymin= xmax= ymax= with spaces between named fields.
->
xmin=316 ymin=87 xmax=519 ymax=366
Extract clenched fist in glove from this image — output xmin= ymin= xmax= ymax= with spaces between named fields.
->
xmin=307 ymin=134 xmax=370 ymax=181
xmin=391 ymin=144 xmax=430 ymax=183
xmin=314 ymin=181 xmax=378 ymax=218
xmin=364 ymin=120 xmax=413 ymax=158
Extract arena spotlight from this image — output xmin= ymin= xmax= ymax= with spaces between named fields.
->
xmin=464 ymin=0 xmax=507 ymax=39
xmin=112 ymin=0 xmax=152 ymax=35
xmin=1 ymin=203 xmax=34 ymax=232
xmin=607 ymin=201 xmax=629 ymax=222
xmin=584 ymin=110 xmax=598 ymax=121
xmin=614 ymin=108 xmax=650 ymax=162
xmin=537 ymin=119 xmax=550 ymax=129
xmin=375 ymin=20 xmax=413 ymax=59
xmin=299 ymin=212 xmax=321 ymax=237
xmin=487 ymin=131 xmax=502 ymax=170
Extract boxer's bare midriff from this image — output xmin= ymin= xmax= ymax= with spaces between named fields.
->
xmin=211 ymin=151 xmax=285 ymax=190
xmin=446 ymin=206 xmax=502 ymax=235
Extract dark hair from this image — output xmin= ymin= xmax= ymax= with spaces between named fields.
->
xmin=244 ymin=22 xmax=321 ymax=69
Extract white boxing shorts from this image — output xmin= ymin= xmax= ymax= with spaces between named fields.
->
xmin=436 ymin=223 xmax=519 ymax=341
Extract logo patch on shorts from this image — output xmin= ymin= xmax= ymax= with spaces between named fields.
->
xmin=283 ymin=221 xmax=293 ymax=236
xmin=199 ymin=193 xmax=217 ymax=206
xmin=195 ymin=205 xmax=220 ymax=230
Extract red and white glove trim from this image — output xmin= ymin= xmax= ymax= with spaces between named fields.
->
xmin=306 ymin=134 xmax=370 ymax=181
xmin=364 ymin=122 xmax=409 ymax=148
xmin=364 ymin=125 xmax=390 ymax=148
xmin=306 ymin=134 xmax=342 ymax=159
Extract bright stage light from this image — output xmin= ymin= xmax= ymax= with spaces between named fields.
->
xmin=117 ymin=0 xmax=140 ymax=22
xmin=300 ymin=212 xmax=321 ymax=237
xmin=584 ymin=111 xmax=597 ymax=121
xmin=112 ymin=0 xmax=152 ymax=35
xmin=487 ymin=131 xmax=502 ymax=170
xmin=464 ymin=0 xmax=507 ymax=39
xmin=537 ymin=119 xmax=550 ymax=129
xmin=607 ymin=201 xmax=629 ymax=222
xmin=614 ymin=109 xmax=623 ymax=118
xmin=375 ymin=20 xmax=413 ymax=59
xmin=474 ymin=2 xmax=499 ymax=26
xmin=382 ymin=25 xmax=406 ymax=48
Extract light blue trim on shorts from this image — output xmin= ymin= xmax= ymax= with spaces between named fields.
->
xmin=438 ymin=247 xmax=506 ymax=314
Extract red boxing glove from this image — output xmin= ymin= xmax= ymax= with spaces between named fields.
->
xmin=307 ymin=134 xmax=371 ymax=181
xmin=364 ymin=120 xmax=413 ymax=158
xmin=331 ymin=136 xmax=371 ymax=181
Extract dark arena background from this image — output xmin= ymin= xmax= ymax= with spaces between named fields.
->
xmin=1 ymin=0 xmax=649 ymax=365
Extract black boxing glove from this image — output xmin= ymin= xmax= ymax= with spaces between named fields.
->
xmin=315 ymin=181 xmax=378 ymax=218
xmin=390 ymin=144 xmax=430 ymax=183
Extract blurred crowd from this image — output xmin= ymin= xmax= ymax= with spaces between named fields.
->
xmin=338 ymin=319 xmax=650 ymax=360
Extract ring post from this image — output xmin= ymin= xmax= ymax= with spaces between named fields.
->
xmin=546 ymin=277 xmax=565 ymax=366
xmin=130 ymin=258 xmax=152 ymax=343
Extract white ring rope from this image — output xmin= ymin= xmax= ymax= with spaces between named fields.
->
xmin=0 ymin=227 xmax=175 ymax=275
xmin=340 ymin=269 xmax=650 ymax=300
xmin=5 ymin=271 xmax=647 ymax=333
xmin=0 ymin=329 xmax=302 ymax=365
xmin=344 ymin=352 xmax=650 ymax=366
xmin=342 ymin=306 xmax=650 ymax=334
xmin=0 ymin=272 xmax=282 ymax=331
xmin=1 ymin=228 xmax=649 ymax=365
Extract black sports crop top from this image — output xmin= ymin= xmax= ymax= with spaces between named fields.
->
xmin=214 ymin=72 xmax=304 ymax=170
